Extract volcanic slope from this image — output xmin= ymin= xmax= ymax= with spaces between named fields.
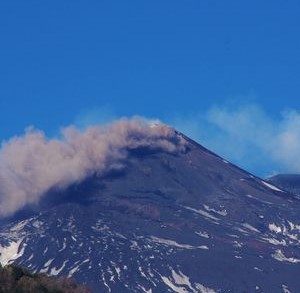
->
xmin=268 ymin=174 xmax=300 ymax=197
xmin=0 ymin=132 xmax=299 ymax=292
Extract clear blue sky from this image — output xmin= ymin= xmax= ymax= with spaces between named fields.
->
xmin=1 ymin=1 xmax=300 ymax=176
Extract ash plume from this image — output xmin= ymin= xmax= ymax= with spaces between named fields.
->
xmin=0 ymin=117 xmax=186 ymax=217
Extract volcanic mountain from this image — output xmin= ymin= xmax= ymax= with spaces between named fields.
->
xmin=268 ymin=174 xmax=300 ymax=197
xmin=0 ymin=123 xmax=299 ymax=292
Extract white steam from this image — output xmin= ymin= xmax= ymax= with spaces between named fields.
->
xmin=0 ymin=117 xmax=186 ymax=217
xmin=207 ymin=106 xmax=300 ymax=173
xmin=171 ymin=104 xmax=300 ymax=176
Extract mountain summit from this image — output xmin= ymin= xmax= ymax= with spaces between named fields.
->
xmin=0 ymin=123 xmax=299 ymax=292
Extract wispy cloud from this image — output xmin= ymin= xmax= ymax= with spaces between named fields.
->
xmin=73 ymin=105 xmax=116 ymax=129
xmin=170 ymin=104 xmax=300 ymax=176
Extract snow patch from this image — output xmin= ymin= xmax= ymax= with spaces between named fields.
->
xmin=203 ymin=205 xmax=227 ymax=216
xmin=10 ymin=220 xmax=30 ymax=233
xmin=0 ymin=239 xmax=24 ymax=266
xmin=50 ymin=260 xmax=68 ymax=276
xmin=242 ymin=223 xmax=260 ymax=233
xmin=245 ymin=194 xmax=273 ymax=205
xmin=269 ymin=223 xmax=282 ymax=233
xmin=268 ymin=222 xmax=300 ymax=246
xmin=59 ymin=238 xmax=67 ymax=252
xmin=150 ymin=236 xmax=208 ymax=250
xmin=282 ymin=284 xmax=291 ymax=293
xmin=261 ymin=237 xmax=287 ymax=246
xmin=195 ymin=283 xmax=216 ymax=293
xmin=40 ymin=258 xmax=54 ymax=273
xmin=195 ymin=231 xmax=210 ymax=239
xmin=68 ymin=264 xmax=80 ymax=277
xmin=160 ymin=269 xmax=215 ymax=293
xmin=137 ymin=285 xmax=152 ymax=293
xmin=184 ymin=206 xmax=219 ymax=222
xmin=288 ymin=221 xmax=300 ymax=232
xmin=161 ymin=275 xmax=188 ymax=293
xmin=261 ymin=181 xmax=283 ymax=192
xmin=272 ymin=249 xmax=300 ymax=263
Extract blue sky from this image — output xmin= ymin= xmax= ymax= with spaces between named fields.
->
xmin=1 ymin=1 xmax=300 ymax=177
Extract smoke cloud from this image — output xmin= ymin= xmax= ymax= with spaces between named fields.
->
xmin=0 ymin=117 xmax=186 ymax=217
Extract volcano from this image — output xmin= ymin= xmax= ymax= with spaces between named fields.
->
xmin=268 ymin=174 xmax=300 ymax=197
xmin=0 ymin=128 xmax=299 ymax=292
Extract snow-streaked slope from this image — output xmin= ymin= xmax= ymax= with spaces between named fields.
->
xmin=0 ymin=133 xmax=299 ymax=292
